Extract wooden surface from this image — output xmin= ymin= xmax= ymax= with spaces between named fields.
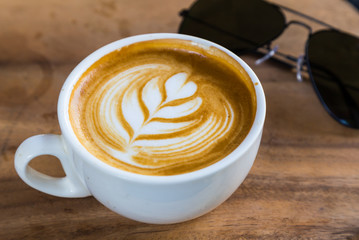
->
xmin=1 ymin=0 xmax=359 ymax=239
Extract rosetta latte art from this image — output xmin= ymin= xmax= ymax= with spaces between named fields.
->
xmin=70 ymin=39 xmax=256 ymax=175
xmin=86 ymin=64 xmax=234 ymax=170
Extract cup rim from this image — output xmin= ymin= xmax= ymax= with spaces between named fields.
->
xmin=58 ymin=33 xmax=266 ymax=184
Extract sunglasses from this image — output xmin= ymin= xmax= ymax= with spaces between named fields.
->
xmin=178 ymin=0 xmax=359 ymax=129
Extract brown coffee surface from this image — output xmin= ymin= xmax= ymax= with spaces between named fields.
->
xmin=69 ymin=39 xmax=256 ymax=176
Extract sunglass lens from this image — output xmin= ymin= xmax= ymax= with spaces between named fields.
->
xmin=179 ymin=0 xmax=286 ymax=53
xmin=307 ymin=30 xmax=359 ymax=128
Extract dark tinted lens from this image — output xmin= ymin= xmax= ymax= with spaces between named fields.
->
xmin=179 ymin=0 xmax=286 ymax=53
xmin=307 ymin=30 xmax=359 ymax=128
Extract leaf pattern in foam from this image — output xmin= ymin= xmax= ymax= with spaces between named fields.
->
xmin=155 ymin=97 xmax=202 ymax=119
xmin=122 ymin=83 xmax=145 ymax=137
xmin=141 ymin=76 xmax=162 ymax=116
xmin=165 ymin=73 xmax=197 ymax=102
xmin=123 ymin=72 xmax=200 ymax=142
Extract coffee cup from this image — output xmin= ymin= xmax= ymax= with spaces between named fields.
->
xmin=15 ymin=33 xmax=266 ymax=224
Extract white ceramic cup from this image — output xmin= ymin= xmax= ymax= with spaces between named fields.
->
xmin=14 ymin=33 xmax=266 ymax=224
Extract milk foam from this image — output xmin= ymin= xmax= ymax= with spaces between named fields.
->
xmin=86 ymin=63 xmax=234 ymax=169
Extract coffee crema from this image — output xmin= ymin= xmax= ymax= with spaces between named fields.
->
xmin=69 ymin=39 xmax=256 ymax=176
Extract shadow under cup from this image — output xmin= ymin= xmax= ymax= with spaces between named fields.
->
xmin=15 ymin=33 xmax=266 ymax=224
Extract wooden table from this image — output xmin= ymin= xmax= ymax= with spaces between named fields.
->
xmin=1 ymin=0 xmax=359 ymax=239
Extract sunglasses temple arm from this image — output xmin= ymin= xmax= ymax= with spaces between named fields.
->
xmin=274 ymin=3 xmax=337 ymax=30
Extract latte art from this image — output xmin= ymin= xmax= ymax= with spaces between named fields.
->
xmin=91 ymin=67 xmax=234 ymax=168
xmin=69 ymin=39 xmax=256 ymax=175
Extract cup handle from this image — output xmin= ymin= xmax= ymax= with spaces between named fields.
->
xmin=14 ymin=134 xmax=91 ymax=198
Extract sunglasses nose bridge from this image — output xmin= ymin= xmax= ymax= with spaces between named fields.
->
xmin=286 ymin=20 xmax=313 ymax=35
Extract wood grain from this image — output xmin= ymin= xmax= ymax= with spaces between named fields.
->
xmin=1 ymin=0 xmax=359 ymax=239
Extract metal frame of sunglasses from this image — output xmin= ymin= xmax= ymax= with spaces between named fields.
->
xmin=178 ymin=0 xmax=359 ymax=128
